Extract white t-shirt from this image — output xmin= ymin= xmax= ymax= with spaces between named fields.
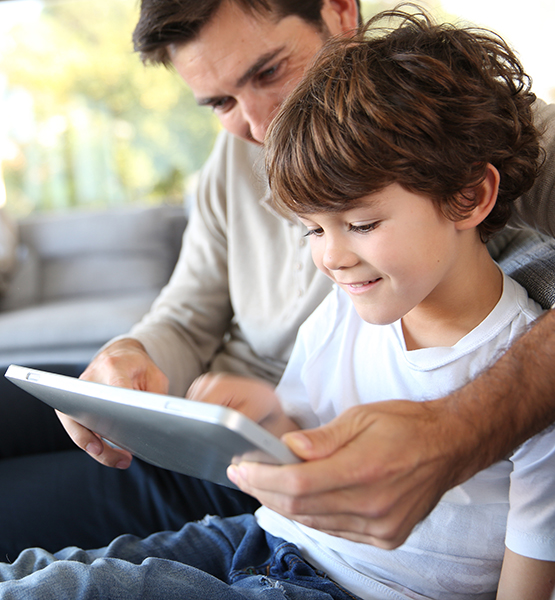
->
xmin=257 ymin=273 xmax=555 ymax=600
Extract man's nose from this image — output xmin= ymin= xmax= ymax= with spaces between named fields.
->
xmin=241 ymin=96 xmax=279 ymax=144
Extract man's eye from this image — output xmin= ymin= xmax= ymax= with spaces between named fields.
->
xmin=258 ymin=63 xmax=281 ymax=82
xmin=210 ymin=97 xmax=233 ymax=112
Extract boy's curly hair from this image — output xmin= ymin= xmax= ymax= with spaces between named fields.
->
xmin=265 ymin=5 xmax=543 ymax=241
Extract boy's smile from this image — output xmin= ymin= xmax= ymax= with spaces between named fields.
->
xmin=342 ymin=278 xmax=382 ymax=293
xmin=298 ymin=183 xmax=494 ymax=339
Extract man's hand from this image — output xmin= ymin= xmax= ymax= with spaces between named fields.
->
xmin=228 ymin=400 xmax=473 ymax=549
xmin=228 ymin=311 xmax=555 ymax=549
xmin=57 ymin=338 xmax=169 ymax=469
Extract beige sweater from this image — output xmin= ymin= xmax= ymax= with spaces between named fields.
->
xmin=126 ymin=131 xmax=332 ymax=396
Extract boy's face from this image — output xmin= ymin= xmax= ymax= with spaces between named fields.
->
xmin=170 ymin=0 xmax=358 ymax=145
xmin=298 ymin=183 xmax=469 ymax=326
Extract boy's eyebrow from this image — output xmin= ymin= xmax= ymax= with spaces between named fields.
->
xmin=196 ymin=47 xmax=285 ymax=106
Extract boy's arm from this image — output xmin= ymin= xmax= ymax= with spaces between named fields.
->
xmin=497 ymin=548 xmax=555 ymax=600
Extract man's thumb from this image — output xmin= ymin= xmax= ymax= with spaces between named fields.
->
xmin=282 ymin=414 xmax=355 ymax=460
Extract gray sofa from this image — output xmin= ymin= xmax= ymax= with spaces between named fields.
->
xmin=0 ymin=205 xmax=187 ymax=367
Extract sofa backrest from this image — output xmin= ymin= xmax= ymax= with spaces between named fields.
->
xmin=1 ymin=204 xmax=187 ymax=310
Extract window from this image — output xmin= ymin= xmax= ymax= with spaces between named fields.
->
xmin=1 ymin=0 xmax=553 ymax=217
xmin=362 ymin=0 xmax=555 ymax=109
xmin=0 ymin=0 xmax=219 ymax=216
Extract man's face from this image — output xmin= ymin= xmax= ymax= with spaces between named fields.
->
xmin=170 ymin=0 xmax=357 ymax=144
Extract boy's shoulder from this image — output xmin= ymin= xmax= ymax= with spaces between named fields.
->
xmin=502 ymin=273 xmax=545 ymax=322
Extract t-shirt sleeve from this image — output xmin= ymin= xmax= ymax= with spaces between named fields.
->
xmin=505 ymin=423 xmax=555 ymax=560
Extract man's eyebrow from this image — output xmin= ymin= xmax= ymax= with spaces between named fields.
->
xmin=236 ymin=47 xmax=285 ymax=87
xmin=196 ymin=47 xmax=285 ymax=107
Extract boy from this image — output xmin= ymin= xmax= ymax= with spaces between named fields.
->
xmin=195 ymin=7 xmax=555 ymax=598
xmin=0 ymin=8 xmax=553 ymax=600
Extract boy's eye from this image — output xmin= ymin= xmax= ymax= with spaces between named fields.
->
xmin=349 ymin=222 xmax=379 ymax=233
xmin=303 ymin=227 xmax=324 ymax=237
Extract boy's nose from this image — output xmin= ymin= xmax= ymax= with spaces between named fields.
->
xmin=323 ymin=244 xmax=358 ymax=271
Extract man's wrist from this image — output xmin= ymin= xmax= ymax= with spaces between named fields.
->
xmin=106 ymin=338 xmax=148 ymax=355
xmin=437 ymin=309 xmax=555 ymax=485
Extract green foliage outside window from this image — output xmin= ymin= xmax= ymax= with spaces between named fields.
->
xmin=0 ymin=0 xmax=220 ymax=216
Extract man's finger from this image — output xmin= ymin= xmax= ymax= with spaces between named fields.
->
xmin=282 ymin=406 xmax=377 ymax=461
xmin=56 ymin=411 xmax=133 ymax=469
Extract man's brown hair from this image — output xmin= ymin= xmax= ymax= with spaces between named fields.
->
xmin=265 ymin=7 xmax=542 ymax=241
xmin=133 ymin=0 xmax=361 ymax=66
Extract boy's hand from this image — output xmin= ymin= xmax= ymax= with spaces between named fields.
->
xmin=227 ymin=400 xmax=470 ymax=549
xmin=56 ymin=338 xmax=169 ymax=469
xmin=187 ymin=373 xmax=298 ymax=438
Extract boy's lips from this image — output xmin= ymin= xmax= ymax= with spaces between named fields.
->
xmin=339 ymin=277 xmax=382 ymax=291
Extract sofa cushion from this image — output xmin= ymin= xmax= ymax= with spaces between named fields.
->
xmin=0 ymin=291 xmax=158 ymax=365
xmin=17 ymin=205 xmax=186 ymax=302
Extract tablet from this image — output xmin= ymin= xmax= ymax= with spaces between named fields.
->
xmin=5 ymin=364 xmax=300 ymax=488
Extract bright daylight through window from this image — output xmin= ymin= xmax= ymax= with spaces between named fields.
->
xmin=0 ymin=0 xmax=553 ymax=216
xmin=0 ymin=0 xmax=220 ymax=216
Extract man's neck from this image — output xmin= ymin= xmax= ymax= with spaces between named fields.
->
xmin=401 ymin=245 xmax=504 ymax=351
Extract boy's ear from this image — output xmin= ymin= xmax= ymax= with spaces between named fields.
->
xmin=322 ymin=0 xmax=360 ymax=34
xmin=454 ymin=164 xmax=500 ymax=231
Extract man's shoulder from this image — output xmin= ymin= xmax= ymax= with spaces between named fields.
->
xmin=207 ymin=130 xmax=264 ymax=175
xmin=194 ymin=131 xmax=268 ymax=219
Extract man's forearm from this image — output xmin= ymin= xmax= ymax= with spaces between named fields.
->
xmin=445 ymin=309 xmax=555 ymax=484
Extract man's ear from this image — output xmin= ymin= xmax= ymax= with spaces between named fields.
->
xmin=454 ymin=163 xmax=501 ymax=231
xmin=321 ymin=0 xmax=360 ymax=35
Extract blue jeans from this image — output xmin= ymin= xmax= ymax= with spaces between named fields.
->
xmin=0 ymin=515 xmax=362 ymax=600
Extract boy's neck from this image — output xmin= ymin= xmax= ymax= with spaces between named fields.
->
xmin=401 ymin=244 xmax=504 ymax=351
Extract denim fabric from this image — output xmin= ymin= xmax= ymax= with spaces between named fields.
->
xmin=0 ymin=515 xmax=362 ymax=600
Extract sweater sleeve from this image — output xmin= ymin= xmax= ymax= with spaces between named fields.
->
xmin=119 ymin=132 xmax=237 ymax=397
xmin=511 ymin=100 xmax=555 ymax=236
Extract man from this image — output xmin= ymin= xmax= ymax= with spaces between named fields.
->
xmin=3 ymin=0 xmax=555 ymax=557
